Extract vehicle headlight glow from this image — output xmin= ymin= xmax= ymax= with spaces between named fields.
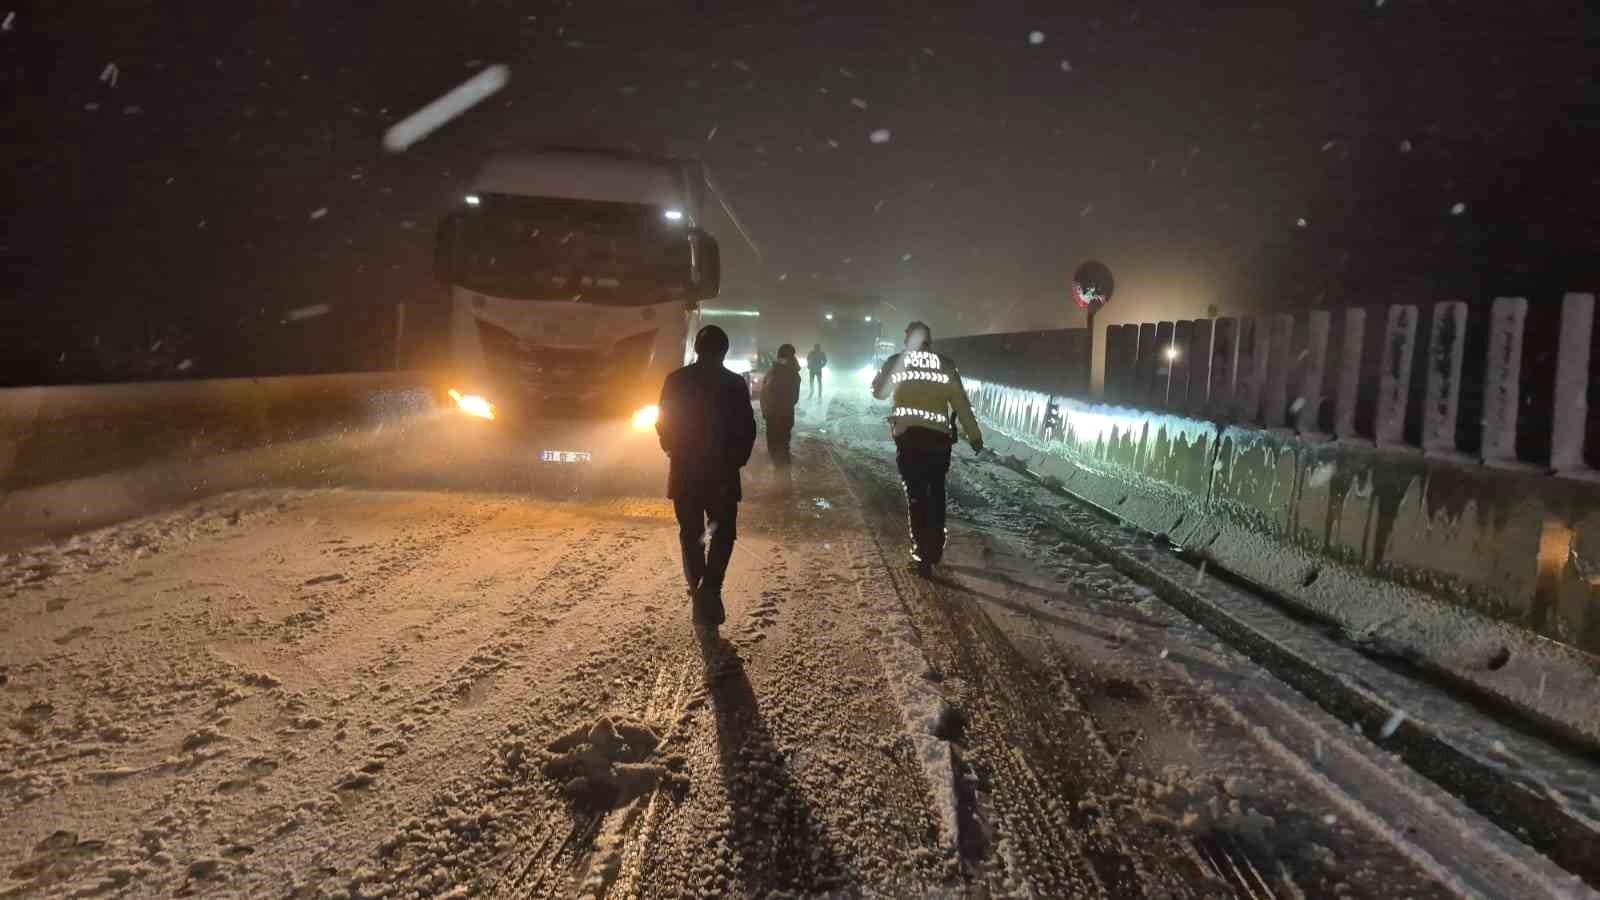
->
xmin=724 ymin=357 xmax=753 ymax=375
xmin=663 ymin=209 xmax=684 ymax=222
xmin=448 ymin=388 xmax=495 ymax=420
xmin=632 ymin=404 xmax=660 ymax=430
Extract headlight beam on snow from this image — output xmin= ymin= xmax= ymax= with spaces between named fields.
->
xmin=383 ymin=65 xmax=510 ymax=153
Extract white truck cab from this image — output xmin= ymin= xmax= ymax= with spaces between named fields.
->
xmin=433 ymin=149 xmax=721 ymax=453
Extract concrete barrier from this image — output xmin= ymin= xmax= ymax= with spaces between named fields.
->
xmin=966 ymin=379 xmax=1600 ymax=748
xmin=0 ymin=373 xmax=438 ymax=549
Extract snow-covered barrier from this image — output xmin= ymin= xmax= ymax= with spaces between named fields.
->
xmin=966 ymin=380 xmax=1600 ymax=748
xmin=0 ymin=373 xmax=437 ymax=546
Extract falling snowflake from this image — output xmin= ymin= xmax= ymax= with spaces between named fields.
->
xmin=1289 ymin=396 xmax=1307 ymax=415
xmin=1375 ymin=0 xmax=1387 ymax=6
xmin=850 ymin=97 xmax=868 ymax=109
xmin=2 ymin=11 xmax=13 ymax=31
xmin=1306 ymin=463 xmax=1335 ymax=489
xmin=1158 ymin=648 xmax=1169 ymax=659
xmin=100 ymin=62 xmax=119 ymax=87
xmin=1059 ymin=59 xmax=1072 ymax=72
xmin=901 ymin=253 xmax=913 ymax=261
xmin=1079 ymin=204 xmax=1093 ymax=217
xmin=839 ymin=66 xmax=855 ymax=78
xmin=1379 ymin=710 xmax=1406 ymax=739
xmin=778 ymin=273 xmax=788 ymax=281
xmin=869 ymin=128 xmax=891 ymax=144
xmin=1028 ymin=30 xmax=1045 ymax=45
xmin=285 ymin=304 xmax=333 ymax=321
xmin=1450 ymin=202 xmax=1466 ymax=215
xmin=826 ymin=138 xmax=840 ymax=149
xmin=1400 ymin=138 xmax=1412 ymax=153
xmin=309 ymin=207 xmax=328 ymax=220
xmin=873 ymin=199 xmax=884 ymax=212
xmin=732 ymin=59 xmax=750 ymax=72
xmin=706 ymin=124 xmax=718 ymax=141
xmin=383 ymin=64 xmax=509 ymax=153
xmin=177 ymin=359 xmax=194 ymax=371
xmin=1296 ymin=217 xmax=1308 ymax=228
xmin=1320 ymin=140 xmax=1334 ymax=152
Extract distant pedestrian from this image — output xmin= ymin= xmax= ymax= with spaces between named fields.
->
xmin=871 ymin=322 xmax=983 ymax=574
xmin=807 ymin=343 xmax=828 ymax=398
xmin=760 ymin=343 xmax=802 ymax=473
xmin=657 ymin=325 xmax=758 ymax=626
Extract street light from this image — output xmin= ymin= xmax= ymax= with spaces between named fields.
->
xmin=824 ymin=313 xmax=834 ymax=320
xmin=863 ymin=315 xmax=873 ymax=322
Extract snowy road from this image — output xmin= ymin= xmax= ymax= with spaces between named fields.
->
xmin=0 ymin=401 xmax=1588 ymax=898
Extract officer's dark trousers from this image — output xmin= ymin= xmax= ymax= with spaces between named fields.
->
xmin=765 ymin=413 xmax=794 ymax=467
xmin=674 ymin=490 xmax=739 ymax=592
xmin=894 ymin=432 xmax=952 ymax=564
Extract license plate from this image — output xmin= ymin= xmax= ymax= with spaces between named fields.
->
xmin=540 ymin=450 xmax=593 ymax=464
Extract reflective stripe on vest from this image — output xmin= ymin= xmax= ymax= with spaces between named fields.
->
xmin=892 ymin=406 xmax=949 ymax=426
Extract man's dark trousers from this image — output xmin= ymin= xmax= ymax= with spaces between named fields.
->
xmin=674 ymin=485 xmax=739 ymax=593
xmin=765 ymin=413 xmax=794 ymax=467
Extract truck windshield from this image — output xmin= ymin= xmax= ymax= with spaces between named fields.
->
xmin=444 ymin=194 xmax=694 ymax=305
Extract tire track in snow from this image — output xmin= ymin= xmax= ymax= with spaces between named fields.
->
xmin=831 ymin=443 xmax=1213 ymax=896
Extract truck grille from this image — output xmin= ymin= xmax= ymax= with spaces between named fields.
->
xmin=474 ymin=319 xmax=658 ymax=395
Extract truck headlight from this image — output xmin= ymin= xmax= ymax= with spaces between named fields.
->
xmin=631 ymin=404 xmax=660 ymax=430
xmin=448 ymin=389 xmax=495 ymax=420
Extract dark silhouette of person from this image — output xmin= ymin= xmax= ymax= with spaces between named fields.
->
xmin=806 ymin=343 xmax=827 ymax=398
xmin=760 ymin=343 xmax=802 ymax=474
xmin=657 ymin=325 xmax=757 ymax=626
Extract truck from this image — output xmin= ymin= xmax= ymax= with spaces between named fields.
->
xmin=431 ymin=149 xmax=722 ymax=463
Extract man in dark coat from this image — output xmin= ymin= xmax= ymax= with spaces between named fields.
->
xmin=759 ymin=343 xmax=802 ymax=472
xmin=656 ymin=325 xmax=758 ymax=626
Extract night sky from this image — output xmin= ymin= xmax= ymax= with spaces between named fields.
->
xmin=2 ymin=1 xmax=1595 ymax=385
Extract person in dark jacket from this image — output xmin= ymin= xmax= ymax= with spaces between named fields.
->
xmin=759 ymin=343 xmax=802 ymax=472
xmin=871 ymin=321 xmax=983 ymax=573
xmin=807 ymin=343 xmax=828 ymax=398
xmin=657 ymin=325 xmax=758 ymax=626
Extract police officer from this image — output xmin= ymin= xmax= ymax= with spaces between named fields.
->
xmin=871 ymin=322 xmax=983 ymax=573
xmin=657 ymin=325 xmax=758 ymax=626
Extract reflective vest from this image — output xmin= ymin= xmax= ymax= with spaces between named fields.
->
xmin=871 ymin=350 xmax=983 ymax=446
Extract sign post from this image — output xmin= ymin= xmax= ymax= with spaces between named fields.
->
xmin=1072 ymin=261 xmax=1115 ymax=395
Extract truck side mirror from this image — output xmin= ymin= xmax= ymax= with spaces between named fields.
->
xmin=692 ymin=230 xmax=721 ymax=300
xmin=434 ymin=213 xmax=462 ymax=283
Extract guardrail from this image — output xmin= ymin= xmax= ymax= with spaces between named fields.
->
xmin=937 ymin=328 xmax=1090 ymax=398
xmin=1100 ymin=293 xmax=1597 ymax=477
xmin=964 ymin=378 xmax=1600 ymax=748
xmin=0 ymin=372 xmax=438 ymax=548
xmin=940 ymin=294 xmax=1600 ymax=746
